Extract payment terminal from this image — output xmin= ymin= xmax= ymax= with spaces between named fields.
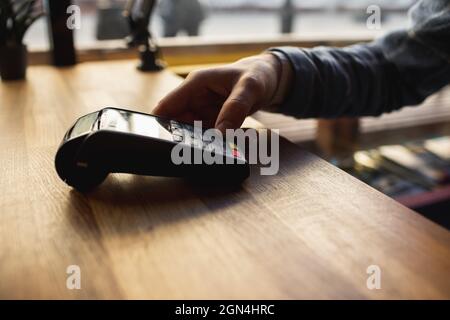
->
xmin=55 ymin=107 xmax=249 ymax=191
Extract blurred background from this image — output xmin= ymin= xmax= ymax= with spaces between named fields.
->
xmin=26 ymin=0 xmax=414 ymax=49
xmin=17 ymin=0 xmax=450 ymax=228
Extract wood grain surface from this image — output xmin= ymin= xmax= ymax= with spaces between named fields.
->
xmin=0 ymin=60 xmax=449 ymax=299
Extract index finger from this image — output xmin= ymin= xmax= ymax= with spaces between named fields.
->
xmin=153 ymin=81 xmax=191 ymax=117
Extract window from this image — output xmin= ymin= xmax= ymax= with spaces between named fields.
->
xmin=25 ymin=0 xmax=416 ymax=51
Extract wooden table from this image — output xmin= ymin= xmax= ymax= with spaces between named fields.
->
xmin=0 ymin=60 xmax=449 ymax=299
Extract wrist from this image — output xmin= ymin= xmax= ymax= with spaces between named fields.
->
xmin=264 ymin=50 xmax=293 ymax=111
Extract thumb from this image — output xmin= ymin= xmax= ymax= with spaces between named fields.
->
xmin=215 ymin=77 xmax=260 ymax=133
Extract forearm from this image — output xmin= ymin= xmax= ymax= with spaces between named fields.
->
xmin=270 ymin=32 xmax=450 ymax=119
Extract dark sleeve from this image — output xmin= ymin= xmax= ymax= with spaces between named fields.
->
xmin=270 ymin=3 xmax=450 ymax=118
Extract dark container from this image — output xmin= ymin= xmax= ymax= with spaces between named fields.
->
xmin=0 ymin=44 xmax=28 ymax=81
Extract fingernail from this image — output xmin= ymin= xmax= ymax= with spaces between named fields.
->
xmin=216 ymin=121 xmax=231 ymax=134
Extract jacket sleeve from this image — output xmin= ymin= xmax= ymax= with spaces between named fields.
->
xmin=270 ymin=1 xmax=450 ymax=118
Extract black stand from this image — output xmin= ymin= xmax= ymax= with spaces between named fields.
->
xmin=124 ymin=0 xmax=164 ymax=72
xmin=136 ymin=35 xmax=164 ymax=72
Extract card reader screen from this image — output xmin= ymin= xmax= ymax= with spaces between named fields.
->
xmin=98 ymin=109 xmax=173 ymax=141
xmin=68 ymin=112 xmax=99 ymax=140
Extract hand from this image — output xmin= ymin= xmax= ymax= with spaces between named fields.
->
xmin=153 ymin=54 xmax=283 ymax=132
